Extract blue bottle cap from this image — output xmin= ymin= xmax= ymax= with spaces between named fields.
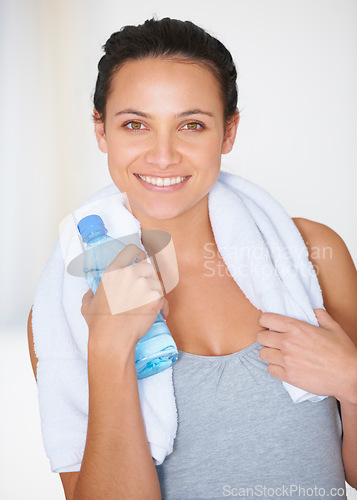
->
xmin=77 ymin=214 xmax=108 ymax=243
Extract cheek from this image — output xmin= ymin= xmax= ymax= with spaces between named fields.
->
xmin=185 ymin=135 xmax=222 ymax=162
xmin=106 ymin=140 xmax=140 ymax=177
xmin=107 ymin=138 xmax=137 ymax=162
xmin=201 ymin=140 xmax=223 ymax=170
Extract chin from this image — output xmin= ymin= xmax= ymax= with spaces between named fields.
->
xmin=131 ymin=191 xmax=211 ymax=223
xmin=142 ymin=208 xmax=182 ymax=221
xmin=130 ymin=201 xmax=187 ymax=222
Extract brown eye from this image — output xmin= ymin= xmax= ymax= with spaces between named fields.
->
xmin=182 ymin=122 xmax=204 ymax=131
xmin=123 ymin=121 xmax=146 ymax=131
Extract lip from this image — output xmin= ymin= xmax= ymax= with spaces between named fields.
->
xmin=134 ymin=173 xmax=191 ymax=192
xmin=135 ymin=173 xmax=189 ymax=178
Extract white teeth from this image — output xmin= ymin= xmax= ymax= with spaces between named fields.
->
xmin=138 ymin=175 xmax=187 ymax=186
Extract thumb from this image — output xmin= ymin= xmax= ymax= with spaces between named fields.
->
xmin=314 ymin=308 xmax=333 ymax=328
xmin=107 ymin=244 xmax=146 ymax=272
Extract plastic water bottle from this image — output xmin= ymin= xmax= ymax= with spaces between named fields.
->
xmin=77 ymin=214 xmax=178 ymax=379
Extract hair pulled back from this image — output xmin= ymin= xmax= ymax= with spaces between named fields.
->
xmin=93 ymin=17 xmax=238 ymax=123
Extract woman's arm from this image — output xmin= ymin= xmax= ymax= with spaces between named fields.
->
xmin=73 ymin=335 xmax=162 ymax=500
xmin=73 ymin=245 xmax=166 ymax=500
xmin=29 ymin=245 xmax=166 ymax=500
xmin=28 ymin=307 xmax=162 ymax=500
xmin=293 ymin=217 xmax=357 ymax=489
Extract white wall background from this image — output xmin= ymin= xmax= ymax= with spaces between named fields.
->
xmin=0 ymin=0 xmax=356 ymax=498
xmin=1 ymin=0 xmax=356 ymax=328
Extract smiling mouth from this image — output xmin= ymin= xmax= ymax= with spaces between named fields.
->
xmin=134 ymin=174 xmax=190 ymax=186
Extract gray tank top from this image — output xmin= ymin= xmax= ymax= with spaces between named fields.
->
xmin=156 ymin=341 xmax=346 ymax=500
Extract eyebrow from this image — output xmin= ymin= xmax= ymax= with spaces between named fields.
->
xmin=114 ymin=108 xmax=214 ymax=119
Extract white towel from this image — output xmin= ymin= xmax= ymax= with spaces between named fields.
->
xmin=32 ymin=171 xmax=327 ymax=473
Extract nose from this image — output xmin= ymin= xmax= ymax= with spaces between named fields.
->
xmin=144 ymin=131 xmax=181 ymax=170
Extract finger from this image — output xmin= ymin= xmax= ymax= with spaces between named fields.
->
xmin=131 ymin=261 xmax=159 ymax=279
xmin=313 ymin=308 xmax=336 ymax=329
xmin=259 ymin=346 xmax=284 ymax=366
xmin=145 ymin=276 xmax=164 ymax=295
xmin=266 ymin=363 xmax=287 ymax=382
xmin=256 ymin=329 xmax=285 ymax=348
xmin=258 ymin=312 xmax=299 ymax=333
xmin=82 ymin=289 xmax=94 ymax=302
xmin=160 ymin=297 xmax=169 ymax=319
xmin=107 ymin=244 xmax=147 ymax=271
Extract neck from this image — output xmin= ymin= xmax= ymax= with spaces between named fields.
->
xmin=130 ymin=194 xmax=217 ymax=265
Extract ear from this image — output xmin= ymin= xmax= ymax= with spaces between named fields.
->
xmin=221 ymin=110 xmax=240 ymax=155
xmin=93 ymin=109 xmax=108 ymax=153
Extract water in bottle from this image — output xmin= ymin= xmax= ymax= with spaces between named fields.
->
xmin=77 ymin=214 xmax=178 ymax=379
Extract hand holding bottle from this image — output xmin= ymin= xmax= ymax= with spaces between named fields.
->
xmin=81 ymin=243 xmax=169 ymax=351
xmin=78 ymin=214 xmax=177 ymax=378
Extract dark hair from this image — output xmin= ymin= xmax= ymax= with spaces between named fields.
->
xmin=93 ymin=17 xmax=238 ymax=124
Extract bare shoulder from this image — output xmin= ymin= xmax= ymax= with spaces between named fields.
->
xmin=292 ymin=217 xmax=346 ymax=248
xmin=292 ymin=217 xmax=357 ymax=346
xmin=291 ymin=217 xmax=354 ymax=269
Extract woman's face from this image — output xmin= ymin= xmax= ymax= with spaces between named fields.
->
xmin=95 ymin=57 xmax=239 ymax=221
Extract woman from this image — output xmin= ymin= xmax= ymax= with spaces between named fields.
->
xmin=28 ymin=17 xmax=357 ymax=499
